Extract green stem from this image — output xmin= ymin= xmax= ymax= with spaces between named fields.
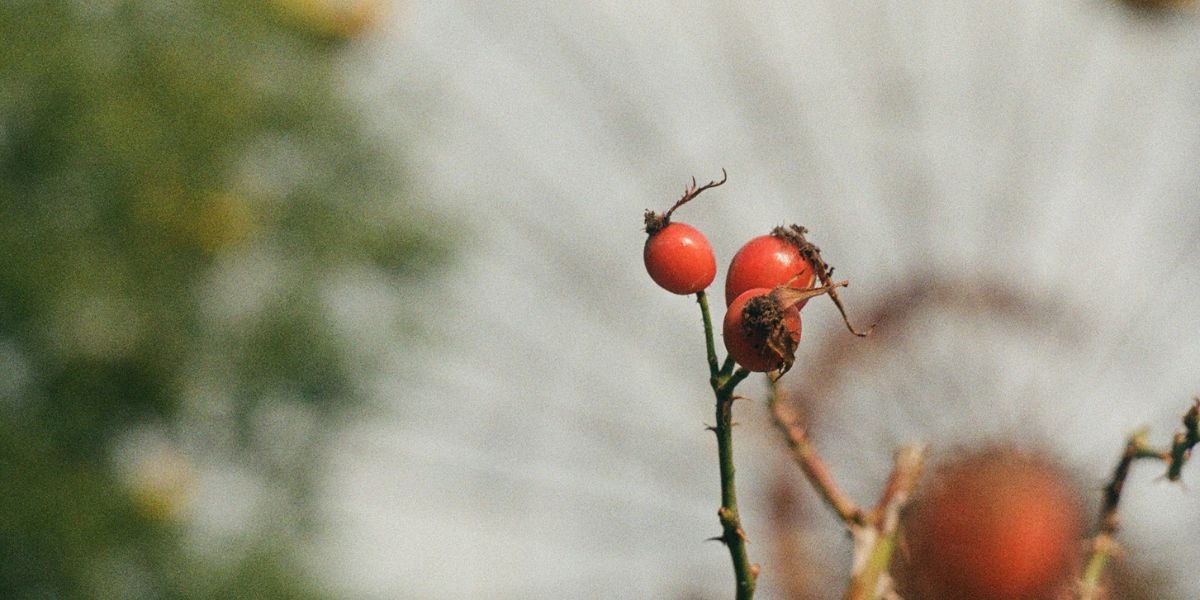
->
xmin=697 ymin=294 xmax=756 ymax=599
xmin=697 ymin=290 xmax=720 ymax=378
xmin=714 ymin=367 xmax=755 ymax=600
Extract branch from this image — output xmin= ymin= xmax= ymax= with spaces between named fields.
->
xmin=1079 ymin=398 xmax=1199 ymax=599
xmin=845 ymin=446 xmax=925 ymax=600
xmin=698 ymin=296 xmax=757 ymax=599
xmin=768 ymin=380 xmax=925 ymax=600
xmin=713 ymin=368 xmax=757 ymax=600
xmin=767 ymin=380 xmax=863 ymax=525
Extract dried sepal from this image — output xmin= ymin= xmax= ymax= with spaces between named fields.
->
xmin=643 ymin=169 xmax=727 ymax=234
xmin=773 ymin=224 xmax=874 ymax=337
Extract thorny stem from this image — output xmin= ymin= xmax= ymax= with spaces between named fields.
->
xmin=1079 ymin=399 xmax=1200 ymax=599
xmin=698 ymin=291 xmax=756 ymax=599
xmin=714 ymin=367 xmax=755 ymax=600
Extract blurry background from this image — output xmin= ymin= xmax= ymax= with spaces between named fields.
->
xmin=1 ymin=1 xmax=442 ymax=598
xmin=3 ymin=1 xmax=1200 ymax=599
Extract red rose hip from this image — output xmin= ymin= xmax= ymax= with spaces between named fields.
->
xmin=642 ymin=170 xmax=727 ymax=295
xmin=643 ymin=222 xmax=717 ymax=295
xmin=725 ymin=228 xmax=816 ymax=307
xmin=723 ymin=287 xmax=802 ymax=373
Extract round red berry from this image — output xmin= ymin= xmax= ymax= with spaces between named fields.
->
xmin=899 ymin=448 xmax=1084 ymax=600
xmin=725 ymin=232 xmax=816 ymax=307
xmin=723 ymin=287 xmax=802 ymax=372
xmin=643 ymin=222 xmax=717 ymax=295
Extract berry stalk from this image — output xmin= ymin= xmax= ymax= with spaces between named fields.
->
xmin=697 ymin=291 xmax=720 ymax=378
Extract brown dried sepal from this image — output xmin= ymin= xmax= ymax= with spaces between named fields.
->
xmin=741 ymin=281 xmax=848 ymax=375
xmin=767 ymin=328 xmax=799 ymax=375
xmin=643 ymin=169 xmax=727 ymax=235
xmin=738 ymin=293 xmax=797 ymax=375
xmin=772 ymin=224 xmax=874 ymax=337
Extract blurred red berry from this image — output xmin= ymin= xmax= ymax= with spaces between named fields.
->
xmin=900 ymin=447 xmax=1085 ymax=600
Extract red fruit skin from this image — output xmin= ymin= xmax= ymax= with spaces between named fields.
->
xmin=722 ymin=288 xmax=802 ymax=372
xmin=900 ymin=449 xmax=1084 ymax=600
xmin=725 ymin=235 xmax=816 ymax=307
xmin=644 ymin=222 xmax=717 ymax=295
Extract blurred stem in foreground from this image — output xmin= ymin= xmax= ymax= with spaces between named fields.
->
xmin=767 ymin=381 xmax=924 ymax=600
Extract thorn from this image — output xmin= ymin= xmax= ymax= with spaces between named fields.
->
xmin=704 ymin=535 xmax=726 ymax=545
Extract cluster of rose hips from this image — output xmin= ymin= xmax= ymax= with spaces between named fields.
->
xmin=643 ymin=174 xmax=1191 ymax=600
xmin=643 ymin=171 xmax=865 ymax=374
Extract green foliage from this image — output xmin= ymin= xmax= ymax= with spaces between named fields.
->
xmin=0 ymin=1 xmax=435 ymax=597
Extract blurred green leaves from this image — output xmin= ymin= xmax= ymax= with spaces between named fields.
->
xmin=0 ymin=1 xmax=434 ymax=598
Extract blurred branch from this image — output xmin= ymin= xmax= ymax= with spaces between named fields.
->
xmin=767 ymin=381 xmax=863 ymax=525
xmin=768 ymin=380 xmax=924 ymax=600
xmin=845 ymin=446 xmax=924 ymax=600
xmin=1080 ymin=399 xmax=1200 ymax=599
